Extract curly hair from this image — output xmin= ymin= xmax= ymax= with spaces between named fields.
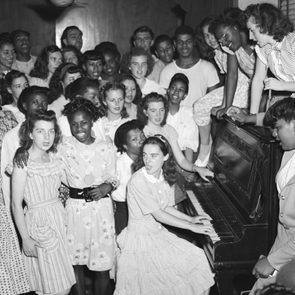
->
xmin=263 ymin=96 xmax=295 ymax=128
xmin=127 ymin=47 xmax=154 ymax=77
xmin=19 ymin=110 xmax=61 ymax=153
xmin=244 ymin=3 xmax=293 ymax=42
xmin=99 ymin=82 xmax=129 ymax=118
xmin=48 ymin=63 xmax=83 ymax=103
xmin=17 ymin=86 xmax=49 ymax=115
xmin=116 ymin=73 xmax=143 ymax=105
xmin=63 ymin=97 xmax=101 ymax=122
xmin=64 ymin=77 xmax=100 ymax=101
xmin=168 ymin=73 xmax=189 ymax=94
xmin=137 ymin=92 xmax=168 ymax=127
xmin=1 ymin=70 xmax=28 ymax=106
xmin=95 ymin=43 xmax=121 ymax=63
xmin=211 ymin=7 xmax=248 ymax=35
xmin=114 ymin=119 xmax=144 ymax=154
xmin=195 ymin=17 xmax=216 ymax=62
xmin=132 ymin=136 xmax=177 ymax=186
xmin=30 ymin=45 xmax=61 ymax=79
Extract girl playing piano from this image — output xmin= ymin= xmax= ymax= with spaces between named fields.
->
xmin=114 ymin=135 xmax=215 ymax=295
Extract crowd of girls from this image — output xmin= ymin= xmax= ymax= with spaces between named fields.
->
xmin=2 ymin=3 xmax=295 ymax=295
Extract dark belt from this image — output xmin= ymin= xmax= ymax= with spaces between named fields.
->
xmin=69 ymin=187 xmax=110 ymax=202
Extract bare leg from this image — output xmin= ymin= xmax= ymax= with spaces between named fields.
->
xmin=71 ymin=265 xmax=86 ymax=295
xmin=93 ymin=270 xmax=110 ymax=295
xmin=196 ymin=124 xmax=212 ymax=167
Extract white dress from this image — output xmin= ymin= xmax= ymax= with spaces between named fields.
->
xmin=114 ymin=168 xmax=214 ymax=295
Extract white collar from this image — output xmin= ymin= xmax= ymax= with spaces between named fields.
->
xmin=142 ymin=167 xmax=164 ymax=183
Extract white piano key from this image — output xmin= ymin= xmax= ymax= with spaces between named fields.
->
xmin=187 ymin=190 xmax=221 ymax=243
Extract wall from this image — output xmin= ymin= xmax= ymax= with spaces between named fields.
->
xmin=56 ymin=0 xmax=234 ymax=54
xmin=0 ymin=0 xmax=55 ymax=55
xmin=0 ymin=0 xmax=234 ymax=56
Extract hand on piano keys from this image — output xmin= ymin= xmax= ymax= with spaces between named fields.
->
xmin=190 ymin=222 xmax=215 ymax=235
xmin=191 ymin=214 xmax=212 ymax=224
xmin=187 ymin=190 xmax=221 ymax=243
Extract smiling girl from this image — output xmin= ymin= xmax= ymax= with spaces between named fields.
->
xmin=60 ymin=98 xmax=118 ymax=295
xmin=230 ymin=4 xmax=295 ymax=126
xmin=96 ymin=82 xmax=130 ymax=141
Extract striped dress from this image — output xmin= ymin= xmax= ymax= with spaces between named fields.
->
xmin=21 ymin=155 xmax=75 ymax=294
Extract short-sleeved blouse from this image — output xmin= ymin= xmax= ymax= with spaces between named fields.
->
xmin=57 ymin=136 xmax=117 ymax=188
xmin=166 ymin=106 xmax=199 ymax=152
xmin=255 ymin=32 xmax=295 ymax=82
xmin=127 ymin=168 xmax=175 ymax=219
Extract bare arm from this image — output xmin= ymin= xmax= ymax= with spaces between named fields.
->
xmin=152 ymin=208 xmax=213 ymax=235
xmin=165 ymin=206 xmax=211 ymax=223
xmin=216 ymin=54 xmax=239 ymax=119
xmin=12 ymin=166 xmax=38 ymax=257
xmin=183 ymin=148 xmax=194 ymax=163
xmin=250 ymin=58 xmax=268 ymax=114
xmin=224 ymin=54 xmax=238 ymax=108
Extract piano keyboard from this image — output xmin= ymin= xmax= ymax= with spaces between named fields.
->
xmin=187 ymin=190 xmax=221 ymax=243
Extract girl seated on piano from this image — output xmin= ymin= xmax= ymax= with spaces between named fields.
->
xmin=114 ymin=135 xmax=215 ymax=295
xmin=250 ymin=97 xmax=295 ymax=294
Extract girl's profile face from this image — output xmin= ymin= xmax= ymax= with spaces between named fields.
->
xmin=122 ymin=79 xmax=137 ymax=104
xmin=63 ymin=71 xmax=81 ymax=88
xmin=129 ymin=55 xmax=148 ymax=80
xmin=202 ymin=24 xmax=219 ymax=49
xmin=273 ymin=119 xmax=295 ymax=151
xmin=48 ymin=51 xmax=62 ymax=74
xmin=8 ymin=76 xmax=29 ymax=102
xmin=124 ymin=128 xmax=145 ymax=156
xmin=247 ymin=16 xmax=271 ymax=48
xmin=143 ymin=143 xmax=168 ymax=178
xmin=215 ymin=24 xmax=241 ymax=52
xmin=0 ymin=43 xmax=15 ymax=71
xmin=69 ymin=110 xmax=93 ymax=145
xmin=63 ymin=50 xmax=79 ymax=65
xmin=104 ymin=89 xmax=124 ymax=115
xmin=167 ymin=80 xmax=187 ymax=104
xmin=82 ymin=86 xmax=100 ymax=107
xmin=144 ymin=101 xmax=165 ymax=126
xmin=30 ymin=120 xmax=55 ymax=152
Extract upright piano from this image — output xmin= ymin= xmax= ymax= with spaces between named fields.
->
xmin=180 ymin=118 xmax=282 ymax=294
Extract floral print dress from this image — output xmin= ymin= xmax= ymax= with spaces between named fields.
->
xmin=58 ymin=136 xmax=118 ymax=271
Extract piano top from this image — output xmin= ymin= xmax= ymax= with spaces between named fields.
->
xmin=206 ymin=118 xmax=281 ymax=223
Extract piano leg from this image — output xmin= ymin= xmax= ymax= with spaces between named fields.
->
xmin=214 ymin=269 xmax=256 ymax=295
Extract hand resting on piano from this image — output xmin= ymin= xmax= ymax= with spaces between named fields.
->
xmin=193 ymin=166 xmax=214 ymax=182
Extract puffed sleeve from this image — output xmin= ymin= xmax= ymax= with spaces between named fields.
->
xmin=127 ymin=172 xmax=161 ymax=215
